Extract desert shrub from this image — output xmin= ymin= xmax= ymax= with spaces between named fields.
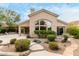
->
xmin=15 ymin=39 xmax=30 ymax=52
xmin=62 ymin=34 xmax=68 ymax=42
xmin=10 ymin=38 xmax=16 ymax=44
xmin=0 ymin=40 xmax=2 ymax=43
xmin=47 ymin=35 xmax=56 ymax=41
xmin=49 ymin=42 xmax=59 ymax=50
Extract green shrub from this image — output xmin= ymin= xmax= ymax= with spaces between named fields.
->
xmin=74 ymin=33 xmax=79 ymax=39
xmin=34 ymin=30 xmax=39 ymax=34
xmin=34 ymin=30 xmax=56 ymax=38
xmin=10 ymin=38 xmax=16 ymax=44
xmin=66 ymin=24 xmax=79 ymax=39
xmin=34 ymin=30 xmax=46 ymax=38
xmin=67 ymin=25 xmax=79 ymax=36
xmin=46 ymin=30 xmax=56 ymax=35
xmin=63 ymin=34 xmax=68 ymax=42
xmin=47 ymin=35 xmax=56 ymax=41
xmin=49 ymin=42 xmax=59 ymax=50
xmin=15 ymin=39 xmax=30 ymax=52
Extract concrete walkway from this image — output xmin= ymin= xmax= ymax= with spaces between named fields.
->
xmin=63 ymin=38 xmax=78 ymax=56
xmin=29 ymin=42 xmax=62 ymax=56
xmin=29 ymin=50 xmax=62 ymax=56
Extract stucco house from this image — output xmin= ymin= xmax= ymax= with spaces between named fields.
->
xmin=19 ymin=9 xmax=67 ymax=37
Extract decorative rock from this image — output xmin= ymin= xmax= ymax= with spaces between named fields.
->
xmin=30 ymin=43 xmax=44 ymax=51
xmin=19 ymin=50 xmax=31 ymax=56
xmin=33 ymin=40 xmax=41 ymax=44
xmin=55 ymin=37 xmax=64 ymax=42
xmin=30 ymin=42 xmax=37 ymax=46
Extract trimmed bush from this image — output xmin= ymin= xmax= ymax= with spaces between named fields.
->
xmin=46 ymin=30 xmax=56 ymax=35
xmin=15 ymin=39 xmax=30 ymax=52
xmin=49 ymin=42 xmax=59 ymax=50
xmin=47 ymin=35 xmax=56 ymax=41
xmin=34 ymin=30 xmax=56 ymax=38
xmin=10 ymin=38 xmax=16 ymax=44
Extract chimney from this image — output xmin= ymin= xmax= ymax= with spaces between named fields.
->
xmin=30 ymin=8 xmax=35 ymax=14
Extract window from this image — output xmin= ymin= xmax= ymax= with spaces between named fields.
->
xmin=35 ymin=19 xmax=52 ymax=30
xmin=35 ymin=26 xmax=39 ymax=30
xmin=40 ymin=20 xmax=45 ymax=25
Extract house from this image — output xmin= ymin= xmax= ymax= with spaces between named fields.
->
xmin=19 ymin=9 xmax=67 ymax=37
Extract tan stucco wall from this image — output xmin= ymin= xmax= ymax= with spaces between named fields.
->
xmin=29 ymin=12 xmax=58 ymax=37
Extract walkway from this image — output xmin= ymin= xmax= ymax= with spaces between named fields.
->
xmin=29 ymin=50 xmax=62 ymax=56
xmin=29 ymin=42 xmax=62 ymax=56
xmin=63 ymin=38 xmax=78 ymax=56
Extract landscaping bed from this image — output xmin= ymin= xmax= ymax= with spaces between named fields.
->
xmin=42 ymin=41 xmax=71 ymax=54
xmin=0 ymin=44 xmax=16 ymax=52
xmin=0 ymin=38 xmax=31 ymax=56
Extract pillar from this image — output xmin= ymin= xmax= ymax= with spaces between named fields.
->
xmin=18 ymin=26 xmax=21 ymax=35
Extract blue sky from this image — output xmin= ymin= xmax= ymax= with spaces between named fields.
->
xmin=0 ymin=3 xmax=79 ymax=23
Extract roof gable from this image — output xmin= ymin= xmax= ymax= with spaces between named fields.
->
xmin=28 ymin=9 xmax=59 ymax=17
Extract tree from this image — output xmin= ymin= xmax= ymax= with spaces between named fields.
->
xmin=0 ymin=8 xmax=20 ymax=33
xmin=0 ymin=8 xmax=20 ymax=27
xmin=66 ymin=23 xmax=79 ymax=39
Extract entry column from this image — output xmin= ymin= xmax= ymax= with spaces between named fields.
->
xmin=18 ymin=26 xmax=21 ymax=35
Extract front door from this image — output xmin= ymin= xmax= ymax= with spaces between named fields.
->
xmin=57 ymin=27 xmax=63 ymax=35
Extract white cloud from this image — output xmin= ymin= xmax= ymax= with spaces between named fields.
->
xmin=44 ymin=5 xmax=79 ymax=23
xmin=58 ymin=7 xmax=79 ymax=22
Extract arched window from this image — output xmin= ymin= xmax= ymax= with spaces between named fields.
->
xmin=35 ymin=19 xmax=52 ymax=30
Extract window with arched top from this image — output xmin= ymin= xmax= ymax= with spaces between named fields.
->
xmin=35 ymin=19 xmax=52 ymax=30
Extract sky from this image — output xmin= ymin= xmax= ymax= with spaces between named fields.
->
xmin=0 ymin=3 xmax=79 ymax=23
